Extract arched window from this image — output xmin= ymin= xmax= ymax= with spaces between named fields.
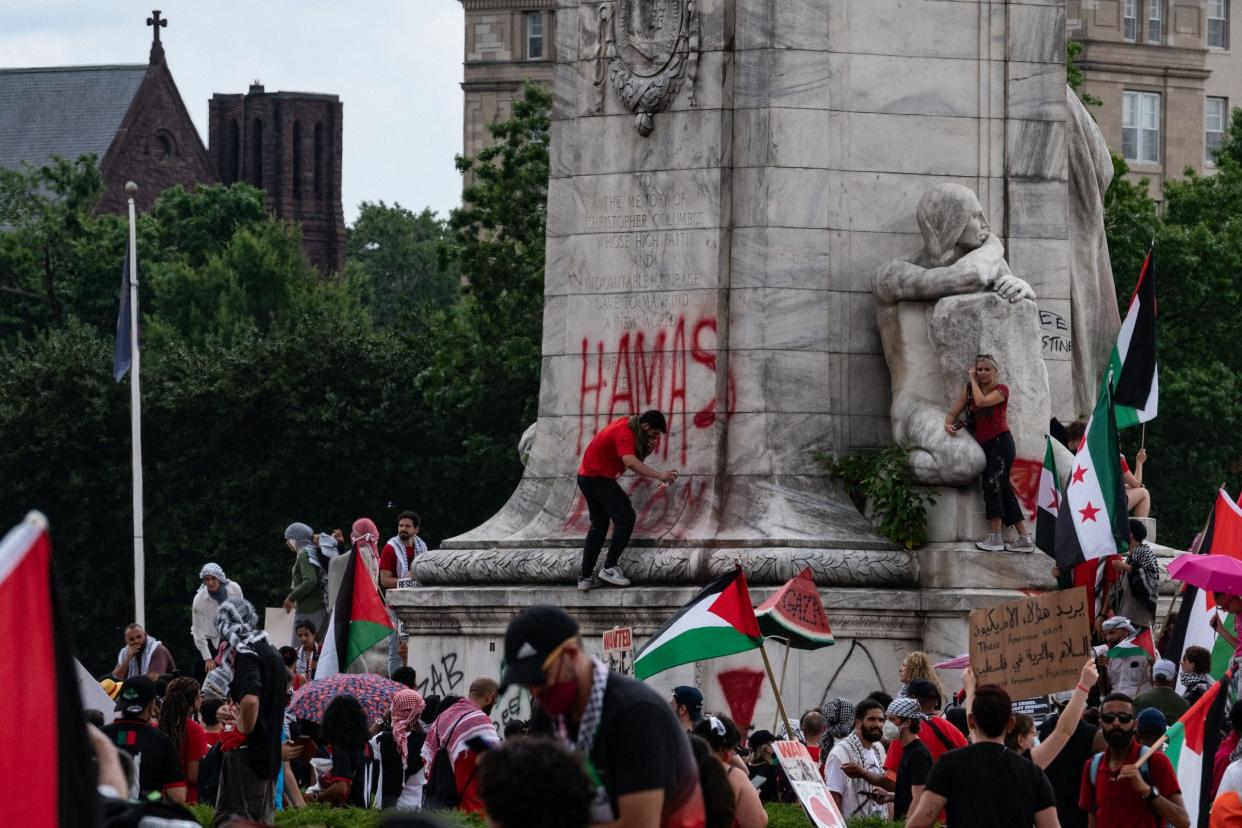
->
xmin=250 ymin=119 xmax=263 ymax=187
xmin=313 ymin=122 xmax=324 ymax=200
xmin=292 ymin=121 xmax=303 ymax=200
xmin=229 ymin=119 xmax=241 ymax=183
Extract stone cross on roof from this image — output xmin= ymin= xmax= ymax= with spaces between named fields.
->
xmin=147 ymin=10 xmax=167 ymax=63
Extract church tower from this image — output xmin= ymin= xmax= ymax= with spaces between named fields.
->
xmin=207 ymin=84 xmax=346 ymax=274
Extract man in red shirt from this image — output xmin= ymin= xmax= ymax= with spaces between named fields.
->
xmin=1079 ymin=692 xmax=1188 ymax=828
xmin=882 ymin=678 xmax=967 ymax=777
xmin=577 ymin=410 xmax=678 ymax=589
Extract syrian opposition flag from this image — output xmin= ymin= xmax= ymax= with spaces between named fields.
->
xmin=1166 ymin=672 xmax=1230 ymax=827
xmin=1103 ymin=249 xmax=1157 ymax=428
xmin=1106 ymin=627 xmax=1156 ymax=660
xmin=1035 ymin=437 xmax=1061 ymax=557
xmin=315 ymin=548 xmax=394 ymax=679
xmin=634 ymin=568 xmax=763 ymax=681
xmin=1054 ymin=383 xmax=1129 ymax=569
xmin=1 ymin=513 xmax=99 ymax=827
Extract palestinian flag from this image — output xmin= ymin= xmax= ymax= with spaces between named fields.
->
xmin=1199 ymin=488 xmax=1242 ymax=559
xmin=315 ymin=548 xmax=394 ymax=679
xmin=0 ymin=513 xmax=99 ymax=827
xmin=1035 ymin=436 xmax=1061 ymax=557
xmin=1102 ymin=249 xmax=1158 ymax=428
xmin=634 ymin=568 xmax=763 ymax=681
xmin=1166 ymin=672 xmax=1230 ymax=827
xmin=1054 ymin=383 xmax=1129 ymax=569
xmin=1106 ymin=627 xmax=1156 ymax=659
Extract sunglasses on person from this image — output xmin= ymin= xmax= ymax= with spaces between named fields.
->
xmin=1100 ymin=713 xmax=1135 ymax=724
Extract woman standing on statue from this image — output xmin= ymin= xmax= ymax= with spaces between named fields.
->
xmin=944 ymin=355 xmax=1034 ymax=552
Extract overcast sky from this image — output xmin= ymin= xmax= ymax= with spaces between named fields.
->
xmin=0 ymin=1 xmax=467 ymax=224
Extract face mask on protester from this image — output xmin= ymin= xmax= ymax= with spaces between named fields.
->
xmin=882 ymin=721 xmax=901 ymax=741
xmin=538 ymin=680 xmax=578 ymax=716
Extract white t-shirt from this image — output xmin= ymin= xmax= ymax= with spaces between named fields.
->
xmin=1220 ymin=759 xmax=1242 ymax=799
xmin=823 ymin=735 xmax=887 ymax=819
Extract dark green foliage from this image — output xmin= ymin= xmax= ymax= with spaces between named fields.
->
xmin=348 ymin=201 xmax=460 ymax=315
xmin=815 ymin=447 xmax=938 ymax=550
xmin=1105 ymin=106 xmax=1242 ymax=545
xmin=1066 ymin=41 xmax=1102 ymax=108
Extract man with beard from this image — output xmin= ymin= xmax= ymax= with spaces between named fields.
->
xmin=110 ymin=623 xmax=176 ymax=681
xmin=501 ymin=605 xmax=705 ymax=827
xmin=823 ymin=699 xmax=891 ymax=819
xmin=421 ymin=677 xmax=500 ymax=814
xmin=1078 ymin=693 xmax=1188 ymax=828
xmin=379 ymin=512 xmax=426 ymax=674
xmin=1097 ymin=616 xmax=1152 ymax=698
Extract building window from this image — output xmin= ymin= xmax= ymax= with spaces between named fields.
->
xmin=1123 ymin=91 xmax=1161 ymax=163
xmin=314 ymin=123 xmax=325 ymax=200
xmin=229 ymin=119 xmax=241 ymax=183
xmin=1124 ymin=0 xmax=1138 ymax=41
xmin=1208 ymin=0 xmax=1228 ymax=48
xmin=525 ymin=12 xmax=544 ymax=60
xmin=292 ymin=121 xmax=303 ymax=200
xmin=1207 ymin=97 xmax=1228 ymax=163
xmin=250 ymin=119 xmax=263 ymax=187
xmin=1147 ymin=0 xmax=1162 ymax=43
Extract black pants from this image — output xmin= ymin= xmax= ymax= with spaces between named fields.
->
xmin=980 ymin=431 xmax=1024 ymax=527
xmin=577 ymin=475 xmax=636 ymax=577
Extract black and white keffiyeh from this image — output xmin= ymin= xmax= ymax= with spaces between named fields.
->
xmin=553 ymin=656 xmax=609 ymax=756
xmin=1180 ymin=671 xmax=1211 ymax=694
xmin=117 ymin=635 xmax=162 ymax=678
xmin=215 ymin=598 xmax=269 ymax=656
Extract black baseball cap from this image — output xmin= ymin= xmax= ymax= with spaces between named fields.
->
xmin=500 ymin=606 xmax=581 ymax=691
xmin=907 ymin=679 xmax=942 ymax=705
xmin=673 ymin=686 xmax=704 ymax=721
xmin=114 ymin=675 xmax=157 ymax=716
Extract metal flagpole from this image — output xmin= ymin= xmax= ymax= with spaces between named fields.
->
xmin=125 ymin=181 xmax=145 ymax=627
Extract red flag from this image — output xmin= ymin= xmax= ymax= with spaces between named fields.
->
xmin=0 ymin=513 xmax=99 ymax=827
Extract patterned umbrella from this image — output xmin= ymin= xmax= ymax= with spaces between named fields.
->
xmin=288 ymin=672 xmax=405 ymax=723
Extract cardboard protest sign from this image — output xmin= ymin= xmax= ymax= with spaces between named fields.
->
xmin=969 ymin=587 xmax=1093 ymax=699
xmin=774 ymin=740 xmax=846 ymax=828
xmin=603 ymin=626 xmax=634 ymax=676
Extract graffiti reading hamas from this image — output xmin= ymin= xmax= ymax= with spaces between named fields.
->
xmin=577 ymin=312 xmax=735 ymax=466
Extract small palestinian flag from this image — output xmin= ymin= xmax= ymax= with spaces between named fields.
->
xmin=1103 ymin=248 xmax=1158 ymax=428
xmin=1035 ymin=436 xmax=1061 ymax=558
xmin=1055 ymin=382 xmax=1129 ymax=569
xmin=0 ymin=513 xmax=99 ymax=827
xmin=1166 ymin=672 xmax=1230 ymax=827
xmin=634 ymin=567 xmax=763 ymax=680
xmin=1106 ymin=627 xmax=1156 ymax=660
xmin=315 ymin=548 xmax=395 ymax=679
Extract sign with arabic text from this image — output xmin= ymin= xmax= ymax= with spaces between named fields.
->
xmin=968 ymin=587 xmax=1092 ymax=699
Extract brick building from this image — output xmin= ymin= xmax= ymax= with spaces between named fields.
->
xmin=1070 ymin=0 xmax=1242 ymax=198
xmin=208 ymin=86 xmax=347 ymax=273
xmin=459 ymin=0 xmax=557 ymax=159
xmin=0 ymin=12 xmax=214 ymax=215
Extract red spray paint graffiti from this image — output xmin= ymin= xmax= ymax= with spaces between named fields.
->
xmin=1010 ymin=457 xmax=1043 ymax=518
xmin=577 ymin=313 xmax=735 ymax=467
xmin=717 ymin=668 xmax=765 ymax=739
xmin=561 ymin=475 xmax=711 ymax=538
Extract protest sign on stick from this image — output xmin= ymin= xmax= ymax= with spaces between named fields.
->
xmin=774 ymin=740 xmax=846 ymax=828
xmin=969 ymin=587 xmax=1093 ymax=699
xmin=602 ymin=626 xmax=634 ymax=676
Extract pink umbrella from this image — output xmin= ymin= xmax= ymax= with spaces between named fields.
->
xmin=1167 ymin=553 xmax=1242 ymax=597
xmin=934 ymin=654 xmax=971 ymax=670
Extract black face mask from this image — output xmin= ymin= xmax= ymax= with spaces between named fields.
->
xmin=481 ymin=703 xmax=495 ymax=716
xmin=1104 ymin=728 xmax=1134 ymax=749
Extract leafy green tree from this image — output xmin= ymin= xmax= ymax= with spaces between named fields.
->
xmin=347 ymin=202 xmax=459 ymax=316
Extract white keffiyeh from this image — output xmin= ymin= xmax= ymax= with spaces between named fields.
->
xmin=117 ymin=635 xmax=162 ymax=678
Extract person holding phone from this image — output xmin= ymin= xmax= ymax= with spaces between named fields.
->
xmin=944 ymin=354 xmax=1034 ymax=552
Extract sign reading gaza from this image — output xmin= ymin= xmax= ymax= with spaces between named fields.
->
xmin=968 ymin=587 xmax=1093 ymax=699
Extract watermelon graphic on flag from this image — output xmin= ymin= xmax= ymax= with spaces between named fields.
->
xmin=634 ymin=568 xmax=763 ymax=680
xmin=1106 ymin=627 xmax=1156 ymax=660
xmin=315 ymin=548 xmax=395 ymax=679
xmin=755 ymin=567 xmax=834 ymax=649
xmin=1166 ymin=672 xmax=1229 ymax=827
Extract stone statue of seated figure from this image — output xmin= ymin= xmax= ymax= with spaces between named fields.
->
xmin=873 ymin=183 xmax=1036 ymax=487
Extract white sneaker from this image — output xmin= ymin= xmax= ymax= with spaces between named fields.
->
xmin=975 ymin=533 xmax=1004 ymax=552
xmin=577 ymin=576 xmax=599 ymax=591
xmin=1006 ymin=535 xmax=1036 ymax=553
xmin=598 ymin=566 xmax=632 ymax=587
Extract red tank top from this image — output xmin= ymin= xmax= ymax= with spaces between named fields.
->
xmin=970 ymin=383 xmax=1010 ymax=444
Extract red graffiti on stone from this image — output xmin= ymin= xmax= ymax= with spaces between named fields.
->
xmin=1010 ymin=457 xmax=1043 ymax=518
xmin=717 ymin=668 xmax=765 ymax=737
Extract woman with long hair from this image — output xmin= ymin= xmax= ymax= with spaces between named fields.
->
xmin=310 ymin=694 xmax=373 ymax=807
xmin=898 ymin=651 xmax=946 ymax=702
xmin=692 ymin=716 xmax=768 ymax=828
xmin=688 ymin=734 xmax=739 ymax=828
xmin=944 ymin=353 xmax=1034 ymax=552
xmin=157 ymin=677 xmax=209 ymax=803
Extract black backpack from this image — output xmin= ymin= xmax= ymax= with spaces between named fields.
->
xmin=196 ymin=742 xmax=223 ymax=807
xmin=423 ymin=718 xmax=470 ymax=810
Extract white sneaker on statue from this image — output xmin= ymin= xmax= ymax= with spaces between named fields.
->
xmin=577 ymin=576 xmax=599 ymax=591
xmin=598 ymin=566 xmax=632 ymax=587
xmin=1006 ymin=535 xmax=1036 ymax=553
xmin=975 ymin=533 xmax=1004 ymax=552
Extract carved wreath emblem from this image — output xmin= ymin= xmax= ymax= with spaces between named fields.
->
xmin=594 ymin=0 xmax=700 ymax=136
